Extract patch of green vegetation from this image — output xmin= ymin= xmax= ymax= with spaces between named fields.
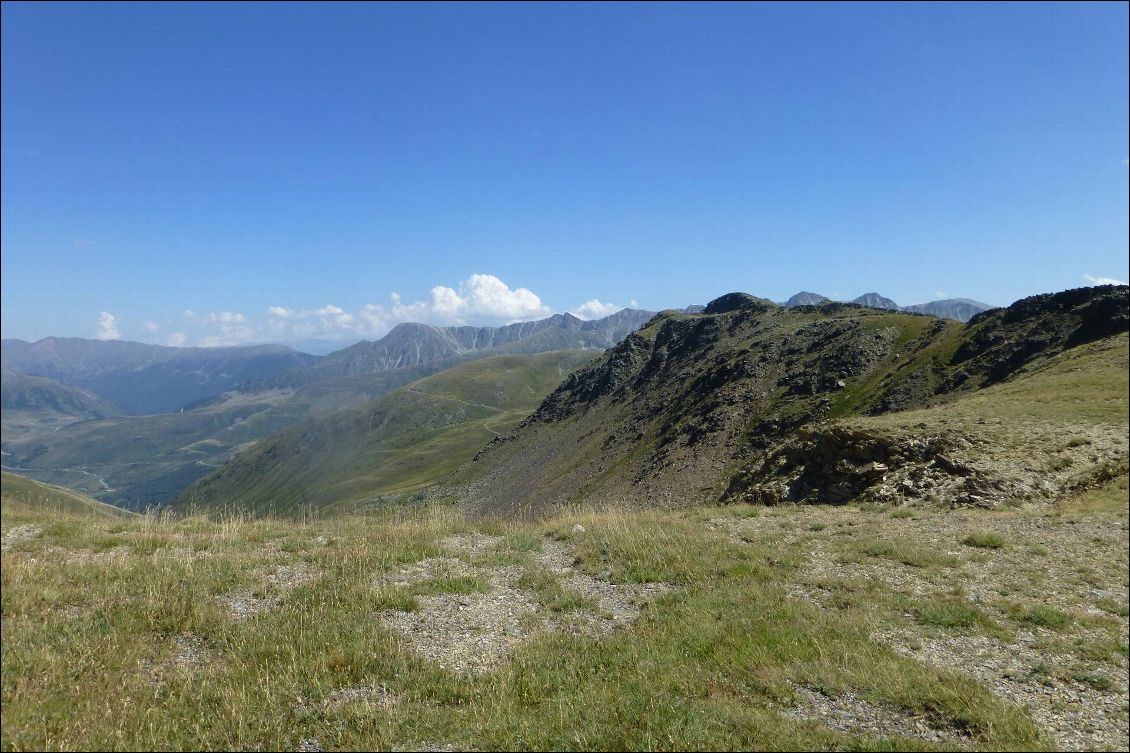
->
xmin=1057 ymin=473 xmax=1129 ymax=518
xmin=370 ymin=588 xmax=419 ymax=612
xmin=914 ymin=599 xmax=994 ymax=631
xmin=1094 ymin=598 xmax=1129 ymax=618
xmin=860 ymin=539 xmax=960 ymax=568
xmin=1014 ymin=605 xmax=1074 ymax=631
xmin=961 ymin=532 xmax=1005 ymax=549
xmin=1071 ymin=670 xmax=1114 ymax=691
xmin=410 ymin=575 xmax=491 ymax=597
xmin=1048 ymin=457 xmax=1074 ymax=472
xmin=516 ymin=568 xmax=598 ymax=613
xmin=890 ymin=508 xmax=915 ymax=519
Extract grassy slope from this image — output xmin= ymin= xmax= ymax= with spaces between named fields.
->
xmin=1 ymin=471 xmax=135 ymax=518
xmin=175 ymin=351 xmax=597 ymax=517
xmin=5 ymin=497 xmax=1100 ymax=751
xmin=864 ymin=330 xmax=1129 ymax=427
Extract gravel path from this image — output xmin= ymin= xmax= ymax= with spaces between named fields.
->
xmin=710 ymin=506 xmax=1130 ymax=750
xmin=378 ymin=533 xmax=673 ymax=673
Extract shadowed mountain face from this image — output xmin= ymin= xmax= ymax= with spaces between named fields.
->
xmin=0 ymin=338 xmax=320 ymax=414
xmin=456 ymin=286 xmax=1128 ymax=518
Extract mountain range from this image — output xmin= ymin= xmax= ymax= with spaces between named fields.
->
xmin=265 ymin=309 xmax=655 ymax=387
xmin=6 ymin=287 xmax=1104 ymax=515
xmin=0 ymin=308 xmax=654 ymax=508
xmin=780 ymin=291 xmax=992 ymax=322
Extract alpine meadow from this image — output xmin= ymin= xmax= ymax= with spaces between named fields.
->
xmin=2 ymin=3 xmax=1128 ymax=752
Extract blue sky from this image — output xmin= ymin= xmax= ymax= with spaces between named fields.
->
xmin=2 ymin=2 xmax=1127 ymax=347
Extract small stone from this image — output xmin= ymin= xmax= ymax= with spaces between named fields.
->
xmin=572 ymin=524 xmax=586 ymax=534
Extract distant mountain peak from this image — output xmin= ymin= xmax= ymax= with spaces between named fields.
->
xmin=851 ymin=292 xmax=900 ymax=310
xmin=704 ymin=293 xmax=776 ymax=314
xmin=784 ymin=291 xmax=831 ymax=307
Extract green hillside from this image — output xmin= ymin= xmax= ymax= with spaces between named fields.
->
xmin=1 ymin=471 xmax=135 ymax=518
xmin=174 ymin=351 xmax=597 ymax=516
xmin=459 ymin=286 xmax=1129 ymax=517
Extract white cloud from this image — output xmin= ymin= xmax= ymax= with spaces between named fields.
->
xmin=96 ymin=311 xmax=120 ymax=340
xmin=180 ymin=274 xmax=556 ymax=346
xmin=934 ymin=290 xmax=947 ymax=299
xmin=166 ymin=332 xmax=187 ymax=347
xmin=142 ymin=320 xmax=159 ymax=334
xmin=199 ymin=311 xmax=254 ymax=347
xmin=209 ymin=311 xmax=246 ymax=323
xmin=1084 ymin=274 xmax=1126 ymax=286
xmin=385 ymin=274 xmax=550 ymax=325
xmin=313 ymin=304 xmax=355 ymax=328
xmin=569 ymin=299 xmax=621 ymax=319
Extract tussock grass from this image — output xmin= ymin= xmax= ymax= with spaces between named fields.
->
xmin=961 ymin=532 xmax=1006 ymax=549
xmin=1014 ymin=605 xmax=1074 ymax=631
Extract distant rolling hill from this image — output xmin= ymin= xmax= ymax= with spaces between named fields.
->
xmin=0 ymin=338 xmax=321 ymax=414
xmin=174 ymin=350 xmax=598 ymax=517
xmin=1 ymin=471 xmax=135 ymax=518
xmin=1 ymin=369 xmax=124 ymax=443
